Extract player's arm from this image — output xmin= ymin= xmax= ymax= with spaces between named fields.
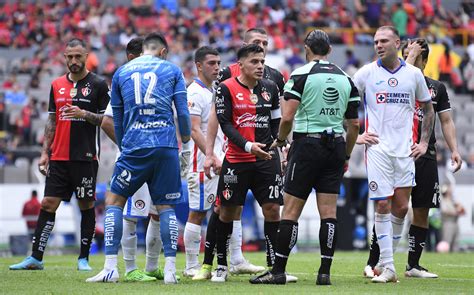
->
xmin=404 ymin=40 xmax=424 ymax=65
xmin=110 ymin=73 xmax=124 ymax=150
xmin=439 ymin=110 xmax=462 ymax=172
xmin=344 ymin=78 xmax=361 ymax=160
xmin=174 ymin=71 xmax=191 ymax=143
xmin=204 ymin=103 xmax=221 ymax=179
xmin=216 ymin=83 xmax=270 ymax=160
xmin=269 ymin=82 xmax=281 ymax=140
xmin=191 ymin=115 xmax=206 ymax=153
xmin=100 ymin=103 xmax=116 ymax=143
xmin=38 ymin=87 xmax=57 ymax=175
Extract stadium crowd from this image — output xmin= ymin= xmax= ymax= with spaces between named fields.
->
xmin=1 ymin=0 xmax=474 ymax=169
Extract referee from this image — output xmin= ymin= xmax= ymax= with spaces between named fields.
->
xmin=250 ymin=30 xmax=360 ymax=285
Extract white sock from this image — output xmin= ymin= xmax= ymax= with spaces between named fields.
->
xmin=391 ymin=214 xmax=405 ymax=253
xmin=145 ymin=218 xmax=162 ymax=272
xmin=230 ymin=220 xmax=244 ymax=265
xmin=121 ymin=218 xmax=138 ymax=274
xmin=184 ymin=222 xmax=201 ymax=269
xmin=374 ymin=213 xmax=395 ymax=271
xmin=104 ymin=255 xmax=118 ymax=270
xmin=164 ymin=256 xmax=176 ymax=275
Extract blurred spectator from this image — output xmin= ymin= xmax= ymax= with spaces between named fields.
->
xmin=463 ymin=55 xmax=474 ymax=94
xmin=438 ymin=42 xmax=454 ymax=86
xmin=391 ymin=3 xmax=408 ymax=39
xmin=22 ymin=190 xmax=41 ymax=238
xmin=440 ymin=183 xmax=465 ymax=252
xmin=86 ymin=50 xmax=100 ymax=73
xmin=425 ymin=208 xmax=442 ymax=252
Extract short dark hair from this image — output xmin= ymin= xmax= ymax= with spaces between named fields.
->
xmin=32 ymin=190 xmax=38 ymax=197
xmin=194 ymin=46 xmax=219 ymax=63
xmin=376 ymin=26 xmax=400 ymax=38
xmin=243 ymin=28 xmax=267 ymax=42
xmin=144 ymin=32 xmax=168 ymax=50
xmin=304 ymin=29 xmax=331 ymax=56
xmin=401 ymin=38 xmax=430 ymax=61
xmin=237 ymin=43 xmax=265 ymax=60
xmin=66 ymin=38 xmax=87 ymax=49
xmin=126 ymin=37 xmax=144 ymax=56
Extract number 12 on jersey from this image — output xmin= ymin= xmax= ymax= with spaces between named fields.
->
xmin=131 ymin=72 xmax=157 ymax=104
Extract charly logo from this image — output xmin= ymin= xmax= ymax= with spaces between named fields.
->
xmin=322 ymin=87 xmax=339 ymax=104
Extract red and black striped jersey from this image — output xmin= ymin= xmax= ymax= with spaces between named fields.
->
xmin=48 ymin=72 xmax=109 ymax=161
xmin=412 ymin=77 xmax=451 ymax=160
xmin=215 ymin=77 xmax=281 ymax=163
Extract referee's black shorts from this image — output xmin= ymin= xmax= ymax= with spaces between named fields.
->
xmin=284 ymin=135 xmax=346 ymax=199
xmin=411 ymin=157 xmax=440 ymax=208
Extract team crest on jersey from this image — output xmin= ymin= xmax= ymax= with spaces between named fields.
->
xmin=429 ymin=88 xmax=437 ymax=98
xmin=70 ymin=88 xmax=77 ymax=98
xmin=375 ymin=92 xmax=387 ymax=104
xmin=82 ymin=87 xmax=91 ymax=97
xmin=250 ymin=94 xmax=258 ymax=104
xmin=388 ymin=78 xmax=398 ymax=87
xmin=369 ymin=181 xmax=378 ymax=191
xmin=222 ymin=188 xmax=233 ymax=200
xmin=134 ymin=200 xmax=145 ymax=210
xmin=262 ymin=91 xmax=271 ymax=102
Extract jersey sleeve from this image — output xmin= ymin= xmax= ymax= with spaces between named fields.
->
xmin=347 ymin=77 xmax=361 ymax=103
xmin=110 ymin=70 xmax=124 ymax=150
xmin=215 ymin=83 xmax=248 ymax=150
xmin=435 ymin=82 xmax=451 ymax=113
xmin=273 ymin=69 xmax=286 ymax=97
xmin=216 ymin=66 xmax=231 ymax=85
xmin=283 ymin=74 xmax=307 ymax=101
xmin=352 ymin=65 xmax=369 ymax=96
xmin=104 ymin=102 xmax=113 ymax=117
xmin=48 ymin=85 xmax=56 ymax=113
xmin=188 ymin=91 xmax=204 ymax=117
xmin=97 ymin=80 xmax=110 ymax=113
xmin=174 ymin=69 xmax=191 ymax=139
xmin=415 ymin=69 xmax=431 ymax=103
xmin=269 ymin=81 xmax=281 ymax=118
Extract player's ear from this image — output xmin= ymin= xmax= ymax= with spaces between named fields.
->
xmin=159 ymin=47 xmax=168 ymax=60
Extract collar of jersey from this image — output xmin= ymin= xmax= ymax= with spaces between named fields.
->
xmin=194 ymin=78 xmax=212 ymax=93
xmin=235 ymin=77 xmax=260 ymax=90
xmin=377 ymin=57 xmax=406 ymax=74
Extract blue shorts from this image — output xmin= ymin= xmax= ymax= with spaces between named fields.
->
xmin=110 ymin=147 xmax=183 ymax=206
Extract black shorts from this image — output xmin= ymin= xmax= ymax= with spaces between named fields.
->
xmin=412 ymin=157 xmax=440 ymax=208
xmin=284 ymin=136 xmax=345 ymax=199
xmin=44 ymin=160 xmax=98 ymax=200
xmin=217 ymin=157 xmax=283 ymax=207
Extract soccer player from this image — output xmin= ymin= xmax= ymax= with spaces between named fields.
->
xmin=10 ymin=39 xmax=109 ymax=271
xmin=182 ymin=46 xmax=223 ymax=277
xmin=250 ymin=29 xmax=360 ymax=285
xmin=100 ymin=37 xmax=163 ymax=282
xmin=86 ymin=32 xmax=191 ymax=284
xmin=353 ymin=26 xmax=435 ymax=283
xmin=363 ymin=38 xmax=462 ymax=279
xmin=211 ymin=44 xmax=282 ymax=283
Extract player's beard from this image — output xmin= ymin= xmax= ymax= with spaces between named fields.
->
xmin=68 ymin=63 xmax=85 ymax=74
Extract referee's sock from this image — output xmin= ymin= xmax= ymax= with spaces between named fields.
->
xmin=318 ymin=218 xmax=338 ymax=275
xmin=264 ymin=221 xmax=279 ymax=267
xmin=367 ymin=225 xmax=380 ymax=268
xmin=215 ymin=217 xmax=233 ymax=267
xmin=79 ymin=207 xmax=95 ymax=260
xmin=31 ymin=209 xmax=56 ymax=261
xmin=408 ymin=225 xmax=428 ymax=267
xmin=272 ymin=220 xmax=298 ymax=274
xmin=203 ymin=210 xmax=219 ymax=266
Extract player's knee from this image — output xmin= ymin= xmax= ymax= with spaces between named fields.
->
xmin=150 ymin=214 xmax=160 ymax=221
xmin=40 ymin=197 xmax=60 ymax=212
xmin=376 ymin=199 xmax=391 ymax=213
xmin=262 ymin=203 xmax=280 ymax=221
xmin=188 ymin=211 xmax=206 ymax=224
xmin=412 ymin=208 xmax=429 ymax=227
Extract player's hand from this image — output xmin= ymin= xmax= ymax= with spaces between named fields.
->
xmin=450 ymin=151 xmax=462 ymax=173
xmin=406 ymin=39 xmax=424 ymax=59
xmin=270 ymin=138 xmax=287 ymax=149
xmin=61 ymin=104 xmax=85 ymax=120
xmin=214 ymin=156 xmax=222 ymax=176
xmin=343 ymin=160 xmax=349 ymax=174
xmin=250 ymin=142 xmax=272 ymax=160
xmin=410 ymin=141 xmax=428 ymax=160
xmin=356 ymin=132 xmax=379 ymax=145
xmin=179 ymin=150 xmax=191 ymax=179
xmin=38 ymin=152 xmax=49 ymax=176
xmin=204 ymin=155 xmax=214 ymax=179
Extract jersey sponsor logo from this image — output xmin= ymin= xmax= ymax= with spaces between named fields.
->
xmin=222 ymin=188 xmax=233 ymax=200
xmin=165 ymin=192 xmax=181 ymax=199
xmin=131 ymin=120 xmax=168 ymax=129
xmin=376 ymin=92 xmax=387 ymax=104
xmin=388 ymin=77 xmax=398 ymax=87
xmin=429 ymin=87 xmax=437 ymax=98
xmin=369 ymin=181 xmax=378 ymax=191
xmin=322 ymin=87 xmax=339 ymax=104
xmin=188 ymin=100 xmax=195 ymax=109
xmin=319 ymin=107 xmax=341 ymax=116
xmin=70 ymin=88 xmax=77 ymax=98
xmin=117 ymin=169 xmax=132 ymax=187
xmin=59 ymin=87 xmax=66 ymax=94
xmin=134 ymin=200 xmax=145 ymax=210
xmin=250 ymin=94 xmax=258 ymax=104
xmin=376 ymin=80 xmax=384 ymax=85
xmin=376 ymin=92 xmax=411 ymax=104
xmin=82 ymin=87 xmax=91 ymax=97
xmin=326 ymin=77 xmax=336 ymax=83
xmin=236 ymin=113 xmax=269 ymax=128
xmin=224 ymin=168 xmax=238 ymax=184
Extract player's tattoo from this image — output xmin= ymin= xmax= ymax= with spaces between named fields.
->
xmin=43 ymin=113 xmax=56 ymax=153
xmin=420 ymin=101 xmax=435 ymax=144
xmin=83 ymin=111 xmax=104 ymax=126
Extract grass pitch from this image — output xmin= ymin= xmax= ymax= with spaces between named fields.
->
xmin=2 ymin=251 xmax=473 ymax=294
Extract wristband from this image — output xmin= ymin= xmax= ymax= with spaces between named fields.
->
xmin=244 ymin=142 xmax=253 ymax=153
xmin=182 ymin=141 xmax=192 ymax=152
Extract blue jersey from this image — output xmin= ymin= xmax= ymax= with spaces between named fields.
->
xmin=111 ymin=55 xmax=190 ymax=153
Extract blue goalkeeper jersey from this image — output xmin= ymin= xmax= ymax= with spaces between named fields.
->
xmin=111 ymin=54 xmax=190 ymax=153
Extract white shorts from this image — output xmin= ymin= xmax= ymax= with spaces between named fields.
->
xmin=187 ymin=171 xmax=218 ymax=212
xmin=123 ymin=183 xmax=158 ymax=218
xmin=366 ymin=146 xmax=416 ymax=200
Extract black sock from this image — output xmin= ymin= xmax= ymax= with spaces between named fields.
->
xmin=318 ymin=218 xmax=337 ymax=275
xmin=272 ymin=220 xmax=298 ymax=274
xmin=203 ymin=210 xmax=219 ymax=266
xmin=264 ymin=221 xmax=279 ymax=267
xmin=408 ymin=225 xmax=428 ymax=268
xmin=31 ymin=210 xmax=56 ymax=261
xmin=79 ymin=208 xmax=95 ymax=260
xmin=367 ymin=225 xmax=379 ymax=267
xmin=215 ymin=217 xmax=233 ymax=267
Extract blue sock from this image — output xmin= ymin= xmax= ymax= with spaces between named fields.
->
xmin=159 ymin=208 xmax=178 ymax=257
xmin=104 ymin=205 xmax=123 ymax=255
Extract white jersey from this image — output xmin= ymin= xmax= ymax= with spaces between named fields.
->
xmin=105 ymin=102 xmax=113 ymax=117
xmin=353 ymin=59 xmax=431 ymax=157
xmin=187 ymin=79 xmax=225 ymax=172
